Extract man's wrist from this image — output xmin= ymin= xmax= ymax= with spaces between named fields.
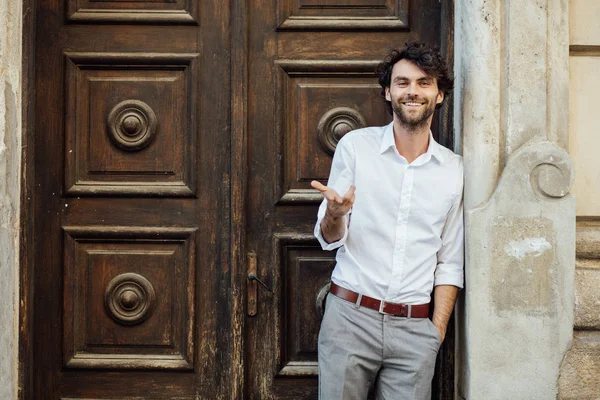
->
xmin=432 ymin=319 xmax=447 ymax=341
xmin=323 ymin=210 xmax=343 ymax=222
xmin=320 ymin=213 xmax=341 ymax=243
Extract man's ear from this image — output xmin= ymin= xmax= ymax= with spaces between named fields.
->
xmin=436 ymin=90 xmax=444 ymax=105
xmin=385 ymin=87 xmax=391 ymax=101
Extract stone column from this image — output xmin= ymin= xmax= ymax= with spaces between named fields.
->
xmin=455 ymin=0 xmax=574 ymax=398
xmin=0 ymin=1 xmax=22 ymax=399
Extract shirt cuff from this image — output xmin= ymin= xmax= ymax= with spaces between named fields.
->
xmin=433 ymin=265 xmax=464 ymax=289
xmin=314 ymin=215 xmax=348 ymax=251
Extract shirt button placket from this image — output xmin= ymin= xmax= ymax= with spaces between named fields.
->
xmin=388 ymin=167 xmax=414 ymax=300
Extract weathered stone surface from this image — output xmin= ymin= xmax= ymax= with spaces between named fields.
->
xmin=463 ymin=141 xmax=575 ymax=399
xmin=576 ymin=221 xmax=600 ymax=259
xmin=574 ymin=221 xmax=600 ymax=329
xmin=559 ymin=331 xmax=600 ymax=400
xmin=504 ymin=0 xmax=552 ymax=157
xmin=491 ymin=217 xmax=555 ymax=314
xmin=0 ymin=1 xmax=22 ymax=399
xmin=574 ymin=261 xmax=600 ymax=329
xmin=457 ymin=0 xmax=574 ymax=397
xmin=456 ymin=0 xmax=503 ymax=211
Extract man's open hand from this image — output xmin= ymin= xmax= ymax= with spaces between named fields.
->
xmin=311 ymin=180 xmax=356 ymax=218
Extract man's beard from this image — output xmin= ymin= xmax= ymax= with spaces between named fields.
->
xmin=391 ymin=97 xmax=436 ymax=131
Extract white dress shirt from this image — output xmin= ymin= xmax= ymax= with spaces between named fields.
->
xmin=315 ymin=122 xmax=464 ymax=305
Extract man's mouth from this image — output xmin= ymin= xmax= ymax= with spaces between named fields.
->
xmin=402 ymin=101 xmax=425 ymax=107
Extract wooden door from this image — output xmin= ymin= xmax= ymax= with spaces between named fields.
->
xmin=244 ymin=1 xmax=454 ymax=399
xmin=24 ymin=1 xmax=453 ymax=399
xmin=27 ymin=1 xmax=233 ymax=398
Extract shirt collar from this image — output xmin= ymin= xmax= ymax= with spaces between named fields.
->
xmin=379 ymin=122 xmax=396 ymax=154
xmin=379 ymin=121 xmax=445 ymax=163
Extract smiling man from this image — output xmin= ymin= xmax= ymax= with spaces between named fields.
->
xmin=312 ymin=42 xmax=463 ymax=400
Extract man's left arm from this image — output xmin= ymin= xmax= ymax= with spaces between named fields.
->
xmin=432 ymin=285 xmax=459 ymax=342
xmin=432 ymin=162 xmax=464 ymax=342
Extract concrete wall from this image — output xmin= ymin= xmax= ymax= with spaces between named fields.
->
xmin=558 ymin=0 xmax=600 ymax=398
xmin=0 ymin=1 xmax=21 ymax=399
xmin=456 ymin=0 xmax=575 ymax=398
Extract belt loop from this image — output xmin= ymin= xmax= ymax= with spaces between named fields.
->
xmin=354 ymin=293 xmax=363 ymax=309
xmin=407 ymin=304 xmax=412 ymax=318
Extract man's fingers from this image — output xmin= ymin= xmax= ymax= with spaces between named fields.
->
xmin=343 ymin=185 xmax=356 ymax=200
xmin=312 ymin=180 xmax=353 ymax=209
xmin=341 ymin=185 xmax=356 ymax=208
xmin=311 ymin=180 xmax=329 ymax=193
xmin=345 ymin=194 xmax=355 ymax=207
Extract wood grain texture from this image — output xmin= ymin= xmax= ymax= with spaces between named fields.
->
xmin=62 ymin=226 xmax=196 ymax=370
xmin=278 ymin=0 xmax=409 ymax=30
xmin=66 ymin=0 xmax=198 ymax=24
xmin=64 ymin=52 xmax=198 ymax=197
xmin=230 ymin=1 xmax=249 ymax=398
xmin=22 ymin=0 xmax=454 ymax=397
xmin=19 ymin=0 xmax=36 ymax=398
xmin=27 ymin=0 xmax=232 ymax=398
xmin=245 ymin=1 xmax=453 ymax=398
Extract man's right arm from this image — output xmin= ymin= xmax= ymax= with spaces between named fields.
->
xmin=312 ymin=136 xmax=356 ymax=249
xmin=312 ymin=182 xmax=356 ymax=244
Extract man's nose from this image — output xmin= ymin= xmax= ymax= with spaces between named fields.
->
xmin=405 ymin=82 xmax=419 ymax=96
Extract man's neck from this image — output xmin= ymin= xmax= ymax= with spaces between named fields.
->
xmin=392 ymin=118 xmax=432 ymax=164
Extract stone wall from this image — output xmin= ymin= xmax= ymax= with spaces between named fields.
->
xmin=0 ymin=1 xmax=21 ymax=399
xmin=456 ymin=0 xmax=575 ymax=398
xmin=559 ymin=221 xmax=600 ymax=399
xmin=558 ymin=1 xmax=600 ymax=398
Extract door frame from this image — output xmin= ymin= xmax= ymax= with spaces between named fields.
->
xmin=19 ymin=0 xmax=36 ymax=398
xmin=19 ymin=1 xmax=456 ymax=398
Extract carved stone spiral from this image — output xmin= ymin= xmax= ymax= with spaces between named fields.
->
xmin=528 ymin=145 xmax=574 ymax=200
xmin=107 ymin=99 xmax=157 ymax=151
xmin=315 ymin=281 xmax=331 ymax=318
xmin=105 ymin=273 xmax=156 ymax=326
xmin=317 ymin=107 xmax=366 ymax=155
xmin=531 ymin=162 xmax=572 ymax=199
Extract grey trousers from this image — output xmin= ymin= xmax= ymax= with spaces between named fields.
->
xmin=318 ymin=293 xmax=441 ymax=400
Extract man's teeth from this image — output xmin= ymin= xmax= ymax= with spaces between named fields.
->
xmin=404 ymin=102 xmax=422 ymax=106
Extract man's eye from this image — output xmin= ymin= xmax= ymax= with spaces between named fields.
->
xmin=421 ymin=81 xmax=431 ymax=86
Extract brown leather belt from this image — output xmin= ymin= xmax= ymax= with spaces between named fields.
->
xmin=330 ymin=282 xmax=429 ymax=318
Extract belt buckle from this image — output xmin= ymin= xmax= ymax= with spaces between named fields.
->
xmin=378 ymin=301 xmax=392 ymax=315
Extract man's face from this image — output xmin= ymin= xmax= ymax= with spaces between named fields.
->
xmin=385 ymin=59 xmax=444 ymax=129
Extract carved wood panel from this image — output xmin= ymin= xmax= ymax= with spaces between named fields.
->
xmin=276 ymin=60 xmax=390 ymax=203
xmin=275 ymin=234 xmax=336 ymax=377
xmin=278 ymin=0 xmax=409 ymax=30
xmin=67 ymin=0 xmax=198 ymax=24
xmin=63 ymin=226 xmax=196 ymax=370
xmin=245 ymin=1 xmax=450 ymax=398
xmin=26 ymin=0 xmax=451 ymax=397
xmin=27 ymin=0 xmax=233 ymax=398
xmin=64 ymin=53 xmax=198 ymax=197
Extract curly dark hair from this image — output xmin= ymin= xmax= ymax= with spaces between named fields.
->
xmin=377 ymin=42 xmax=454 ymax=114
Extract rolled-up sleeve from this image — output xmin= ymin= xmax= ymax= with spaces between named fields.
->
xmin=314 ymin=136 xmax=355 ymax=251
xmin=434 ymin=160 xmax=464 ymax=288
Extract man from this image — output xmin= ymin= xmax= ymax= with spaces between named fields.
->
xmin=312 ymin=42 xmax=463 ymax=400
